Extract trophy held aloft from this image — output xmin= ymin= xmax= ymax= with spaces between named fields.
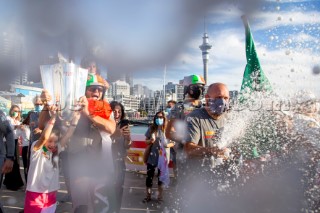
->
xmin=40 ymin=62 xmax=88 ymax=120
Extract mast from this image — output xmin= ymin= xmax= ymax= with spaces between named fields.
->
xmin=163 ymin=64 xmax=166 ymax=111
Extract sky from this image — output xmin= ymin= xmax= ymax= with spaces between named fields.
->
xmin=0 ymin=0 xmax=319 ymax=98
xmin=133 ymin=0 xmax=320 ymax=98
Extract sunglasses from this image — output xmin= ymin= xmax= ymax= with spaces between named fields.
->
xmin=87 ymin=86 xmax=104 ymax=93
xmin=189 ymin=85 xmax=203 ymax=90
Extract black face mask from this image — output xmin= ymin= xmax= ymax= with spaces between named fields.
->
xmin=188 ymin=85 xmax=203 ymax=100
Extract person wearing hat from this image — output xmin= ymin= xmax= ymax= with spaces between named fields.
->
xmin=68 ymin=73 xmax=116 ymax=213
xmin=165 ymin=74 xmax=206 ymax=180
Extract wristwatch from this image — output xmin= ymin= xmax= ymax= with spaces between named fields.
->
xmin=6 ymin=156 xmax=14 ymax=161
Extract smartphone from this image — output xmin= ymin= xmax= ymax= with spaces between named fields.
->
xmin=119 ymin=119 xmax=130 ymax=128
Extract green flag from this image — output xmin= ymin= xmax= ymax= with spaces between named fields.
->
xmin=240 ymin=16 xmax=272 ymax=93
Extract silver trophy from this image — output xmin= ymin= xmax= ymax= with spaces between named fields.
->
xmin=40 ymin=62 xmax=88 ymax=119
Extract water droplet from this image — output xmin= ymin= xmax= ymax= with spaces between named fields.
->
xmin=285 ymin=50 xmax=291 ymax=55
xmin=289 ymin=17 xmax=294 ymax=22
xmin=287 ymin=39 xmax=292 ymax=44
xmin=53 ymin=156 xmax=59 ymax=164
xmin=312 ymin=65 xmax=320 ymax=75
xmin=163 ymin=206 xmax=170 ymax=213
xmin=276 ymin=6 xmax=280 ymax=11
xmin=277 ymin=16 xmax=282 ymax=21
xmin=269 ymin=36 xmax=274 ymax=41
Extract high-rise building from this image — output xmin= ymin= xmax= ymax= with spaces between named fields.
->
xmin=0 ymin=31 xmax=28 ymax=87
xmin=113 ymin=94 xmax=141 ymax=111
xmin=164 ymin=82 xmax=184 ymax=102
xmin=111 ymin=80 xmax=130 ymax=96
xmin=176 ymin=84 xmax=184 ymax=102
xmin=133 ymin=84 xmax=144 ymax=97
xmin=143 ymin=86 xmax=152 ymax=98
xmin=126 ymin=73 xmax=133 ymax=88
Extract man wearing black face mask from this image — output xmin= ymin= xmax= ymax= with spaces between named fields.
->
xmin=165 ymin=75 xmax=205 ymax=210
xmin=165 ymin=75 xmax=205 ymax=176
xmin=166 ymin=75 xmax=205 ymax=142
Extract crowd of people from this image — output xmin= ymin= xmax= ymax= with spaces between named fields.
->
xmin=0 ymin=68 xmax=319 ymax=212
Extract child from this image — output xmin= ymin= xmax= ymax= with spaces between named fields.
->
xmin=24 ymin=105 xmax=80 ymax=213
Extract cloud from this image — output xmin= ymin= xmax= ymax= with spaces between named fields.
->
xmin=166 ymin=23 xmax=319 ymax=97
xmin=293 ymin=32 xmax=318 ymax=43
xmin=133 ymin=1 xmax=320 ymax=97
xmin=254 ymin=11 xmax=320 ymax=30
xmin=265 ymin=0 xmax=316 ymax=2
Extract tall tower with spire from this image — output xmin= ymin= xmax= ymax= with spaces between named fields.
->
xmin=199 ymin=17 xmax=212 ymax=85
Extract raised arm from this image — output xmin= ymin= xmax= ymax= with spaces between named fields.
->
xmin=59 ymin=111 xmax=80 ymax=148
xmin=34 ymin=105 xmax=57 ymax=151
xmin=38 ymin=90 xmax=52 ymax=130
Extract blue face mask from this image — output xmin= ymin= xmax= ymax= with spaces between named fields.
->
xmin=208 ymin=98 xmax=229 ymax=115
xmin=165 ymin=107 xmax=171 ymax=113
xmin=155 ymin=118 xmax=164 ymax=126
xmin=35 ymin=105 xmax=43 ymax=112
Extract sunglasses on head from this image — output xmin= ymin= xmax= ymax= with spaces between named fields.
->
xmin=87 ymin=86 xmax=104 ymax=92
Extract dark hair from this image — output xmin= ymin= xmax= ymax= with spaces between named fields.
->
xmin=150 ymin=111 xmax=166 ymax=134
xmin=80 ymin=57 xmax=100 ymax=74
xmin=22 ymin=111 xmax=31 ymax=125
xmin=110 ymin=101 xmax=125 ymax=121
xmin=167 ymin=100 xmax=176 ymax=105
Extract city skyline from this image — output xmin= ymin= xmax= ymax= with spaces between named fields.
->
xmin=133 ymin=0 xmax=320 ymax=98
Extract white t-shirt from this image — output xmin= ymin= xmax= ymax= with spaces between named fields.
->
xmin=6 ymin=116 xmax=21 ymax=139
xmin=16 ymin=125 xmax=30 ymax=147
xmin=27 ymin=142 xmax=60 ymax=193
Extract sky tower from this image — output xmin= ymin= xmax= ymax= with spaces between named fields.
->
xmin=199 ymin=18 xmax=212 ymax=85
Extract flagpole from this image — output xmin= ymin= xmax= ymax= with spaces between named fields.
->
xmin=163 ymin=64 xmax=166 ymax=111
